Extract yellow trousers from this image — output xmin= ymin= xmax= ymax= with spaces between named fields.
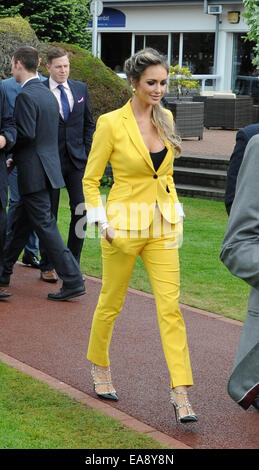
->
xmin=87 ymin=210 xmax=193 ymax=388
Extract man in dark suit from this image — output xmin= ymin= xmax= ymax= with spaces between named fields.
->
xmin=0 ymin=86 xmax=16 ymax=299
xmin=1 ymin=71 xmax=46 ymax=269
xmin=225 ymin=123 xmax=259 ymax=215
xmin=40 ymin=47 xmax=95 ymax=283
xmin=0 ymin=46 xmax=85 ymax=301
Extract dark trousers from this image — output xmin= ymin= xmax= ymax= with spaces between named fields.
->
xmin=40 ymin=157 xmax=86 ymax=271
xmin=0 ymin=202 xmax=7 ymax=276
xmin=3 ymin=188 xmax=83 ymax=289
xmin=7 ymin=167 xmax=39 ymax=256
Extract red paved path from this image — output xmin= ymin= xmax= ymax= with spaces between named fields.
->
xmin=181 ymin=127 xmax=236 ymax=159
xmin=0 ymin=264 xmax=258 ymax=450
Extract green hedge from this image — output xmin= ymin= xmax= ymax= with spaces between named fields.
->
xmin=0 ymin=16 xmax=39 ymax=78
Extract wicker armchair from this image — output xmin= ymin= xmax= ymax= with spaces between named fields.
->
xmin=253 ymin=105 xmax=259 ymax=124
xmin=194 ymin=94 xmax=253 ymax=130
xmin=167 ymin=101 xmax=204 ymax=139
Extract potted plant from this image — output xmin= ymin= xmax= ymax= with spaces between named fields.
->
xmin=166 ymin=65 xmax=204 ymax=139
xmin=169 ymin=65 xmax=200 ymax=100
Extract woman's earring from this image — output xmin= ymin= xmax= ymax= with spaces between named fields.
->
xmin=131 ymin=84 xmax=136 ymax=94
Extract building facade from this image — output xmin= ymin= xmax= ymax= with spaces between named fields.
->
xmin=90 ymin=0 xmax=258 ymax=99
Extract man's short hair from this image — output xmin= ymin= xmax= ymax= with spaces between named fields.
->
xmin=46 ymin=47 xmax=69 ymax=64
xmin=13 ymin=46 xmax=38 ymax=72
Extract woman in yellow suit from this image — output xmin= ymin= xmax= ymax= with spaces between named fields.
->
xmin=83 ymin=48 xmax=197 ymax=423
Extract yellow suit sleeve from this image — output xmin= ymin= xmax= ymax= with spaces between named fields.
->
xmin=82 ymin=114 xmax=113 ymax=220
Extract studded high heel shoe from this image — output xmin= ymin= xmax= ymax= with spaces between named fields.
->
xmin=170 ymin=389 xmax=198 ymax=423
xmin=91 ymin=364 xmax=118 ymax=401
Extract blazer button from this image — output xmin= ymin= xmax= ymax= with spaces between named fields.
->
xmin=153 ymin=174 xmax=158 ymax=179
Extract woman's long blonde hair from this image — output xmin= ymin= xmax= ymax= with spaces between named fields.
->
xmin=124 ymin=48 xmax=181 ymax=157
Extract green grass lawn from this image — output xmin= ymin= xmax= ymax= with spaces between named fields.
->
xmin=0 ymin=361 xmax=167 ymax=449
xmin=178 ymin=196 xmax=249 ymax=321
xmin=58 ymin=187 xmax=249 ymax=323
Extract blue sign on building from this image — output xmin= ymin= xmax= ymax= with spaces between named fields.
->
xmin=89 ymin=8 xmax=126 ymax=27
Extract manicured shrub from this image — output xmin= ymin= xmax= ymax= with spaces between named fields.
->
xmin=0 ymin=16 xmax=39 ymax=78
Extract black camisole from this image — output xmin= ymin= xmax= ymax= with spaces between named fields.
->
xmin=149 ymin=147 xmax=167 ymax=172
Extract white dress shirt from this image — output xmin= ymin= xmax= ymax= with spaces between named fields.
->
xmin=49 ymin=76 xmax=74 ymax=119
xmin=21 ymin=74 xmax=38 ymax=87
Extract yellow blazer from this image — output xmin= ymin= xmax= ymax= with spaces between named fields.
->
xmin=83 ymin=99 xmax=181 ymax=230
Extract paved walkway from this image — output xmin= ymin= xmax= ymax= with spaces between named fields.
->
xmin=181 ymin=127 xmax=236 ymax=159
xmin=0 ymin=263 xmax=258 ymax=450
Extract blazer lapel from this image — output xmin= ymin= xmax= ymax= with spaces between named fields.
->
xmin=67 ymin=80 xmax=80 ymax=118
xmin=44 ymin=78 xmax=50 ymax=89
xmin=122 ymin=100 xmax=154 ymax=171
xmin=157 ymin=144 xmax=171 ymax=174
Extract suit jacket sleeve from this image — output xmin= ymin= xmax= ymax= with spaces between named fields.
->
xmin=220 ymin=134 xmax=259 ymax=289
xmin=225 ymin=129 xmax=248 ymax=215
xmin=13 ymin=92 xmax=37 ymax=151
xmin=83 ymin=84 xmax=95 ymax=157
xmin=83 ymin=114 xmax=113 ymax=223
xmin=0 ymin=86 xmax=16 ymax=152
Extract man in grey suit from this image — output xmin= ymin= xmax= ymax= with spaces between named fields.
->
xmin=0 ymin=46 xmax=85 ymax=301
xmin=220 ymin=134 xmax=259 ymax=411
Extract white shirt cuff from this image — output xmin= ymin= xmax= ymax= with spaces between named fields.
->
xmin=174 ymin=202 xmax=185 ymax=217
xmin=87 ymin=206 xmax=108 ymax=225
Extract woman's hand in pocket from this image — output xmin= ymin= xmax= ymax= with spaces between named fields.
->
xmin=98 ymin=222 xmax=116 ymax=244
xmin=105 ymin=225 xmax=116 ymax=244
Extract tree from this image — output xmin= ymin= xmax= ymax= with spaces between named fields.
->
xmin=243 ymin=0 xmax=259 ymax=70
xmin=0 ymin=0 xmax=91 ymax=50
xmin=0 ymin=3 xmax=21 ymax=17
xmin=71 ymin=0 xmax=92 ymax=50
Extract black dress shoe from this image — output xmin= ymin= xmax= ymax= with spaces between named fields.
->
xmin=0 ymin=288 xmax=12 ymax=299
xmin=47 ymin=285 xmax=86 ymax=301
xmin=252 ymin=396 xmax=259 ymax=410
xmin=0 ymin=274 xmax=11 ymax=287
xmin=22 ymin=251 xmax=40 ymax=269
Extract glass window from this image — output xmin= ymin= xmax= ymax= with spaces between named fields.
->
xmin=170 ymin=33 xmax=180 ymax=66
xmin=182 ymin=33 xmax=215 ymax=74
xmin=232 ymin=33 xmax=258 ymax=102
xmin=135 ymin=35 xmax=168 ymax=56
xmin=145 ymin=35 xmax=168 ymax=56
xmin=101 ymin=33 xmax=132 ymax=72
xmin=135 ymin=35 xmax=144 ymax=52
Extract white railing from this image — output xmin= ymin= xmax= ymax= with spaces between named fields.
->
xmin=234 ymin=75 xmax=259 ymax=95
xmin=188 ymin=75 xmax=221 ymax=92
xmin=116 ymin=72 xmax=127 ymax=79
